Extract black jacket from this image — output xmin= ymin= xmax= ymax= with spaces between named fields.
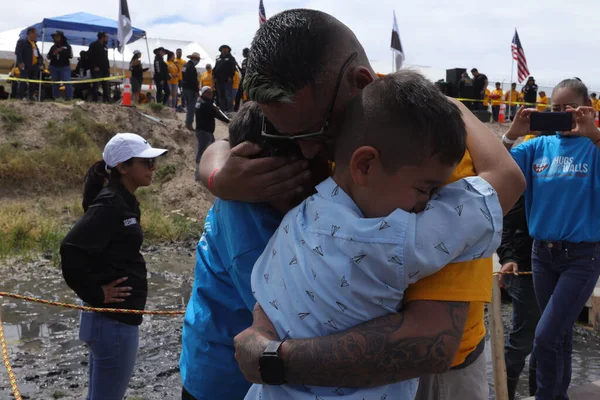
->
xmin=129 ymin=58 xmax=148 ymax=82
xmin=181 ymin=60 xmax=199 ymax=91
xmin=195 ymin=98 xmax=229 ymax=133
xmin=153 ymin=55 xmax=169 ymax=82
xmin=523 ymin=84 xmax=538 ymax=104
xmin=60 ymin=182 xmax=147 ymax=325
xmin=87 ymin=40 xmax=110 ymax=73
xmin=213 ymin=54 xmax=237 ymax=82
xmin=15 ymin=38 xmax=41 ymax=67
xmin=497 ymin=196 xmax=533 ymax=274
xmin=47 ymin=43 xmax=73 ymax=68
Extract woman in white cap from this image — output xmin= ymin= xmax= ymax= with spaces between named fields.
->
xmin=60 ymin=133 xmax=167 ymax=400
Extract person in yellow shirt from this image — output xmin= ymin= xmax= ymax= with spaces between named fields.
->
xmin=175 ymin=48 xmax=186 ymax=107
xmin=15 ymin=27 xmax=40 ymax=100
xmin=536 ymin=91 xmax=549 ymax=112
xmin=490 ymin=82 xmax=504 ymax=122
xmin=167 ymin=51 xmax=180 ymax=108
xmin=483 ymin=87 xmax=491 ymax=109
xmin=504 ymin=83 xmax=519 ymax=121
xmin=232 ymin=70 xmax=241 ymax=108
xmin=8 ymin=63 xmax=20 ymax=98
xmin=200 ymin=64 xmax=214 ymax=89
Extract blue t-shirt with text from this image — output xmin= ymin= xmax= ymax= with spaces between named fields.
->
xmin=180 ymin=199 xmax=282 ymax=400
xmin=511 ymin=134 xmax=600 ymax=242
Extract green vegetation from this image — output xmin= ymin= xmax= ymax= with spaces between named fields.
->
xmin=0 ymin=104 xmax=26 ymax=131
xmin=154 ymin=164 xmax=177 ymax=183
xmin=148 ymin=102 xmax=165 ymax=113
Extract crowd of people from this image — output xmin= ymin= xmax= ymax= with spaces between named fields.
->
xmin=18 ymin=7 xmax=595 ymax=400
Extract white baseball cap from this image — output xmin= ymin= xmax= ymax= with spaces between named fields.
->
xmin=103 ymin=133 xmax=168 ymax=168
xmin=200 ymin=86 xmax=213 ymax=95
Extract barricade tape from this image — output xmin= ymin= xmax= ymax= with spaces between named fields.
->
xmin=454 ymin=97 xmax=549 ymax=108
xmin=493 ymin=271 xmax=532 ymax=276
xmin=0 ymin=311 xmax=21 ymax=400
xmin=0 ymin=75 xmax=126 ymax=85
xmin=0 ymin=292 xmax=184 ymax=315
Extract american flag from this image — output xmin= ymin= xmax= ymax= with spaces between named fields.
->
xmin=511 ymin=30 xmax=530 ymax=83
xmin=259 ymin=0 xmax=267 ymax=25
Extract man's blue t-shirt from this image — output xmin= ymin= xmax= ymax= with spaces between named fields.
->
xmin=511 ymin=134 xmax=600 ymax=242
xmin=180 ymin=199 xmax=282 ymax=400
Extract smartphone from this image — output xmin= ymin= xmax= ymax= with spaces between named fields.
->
xmin=530 ymin=112 xmax=573 ymax=132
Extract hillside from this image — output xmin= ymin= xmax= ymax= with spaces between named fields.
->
xmin=0 ymin=100 xmax=229 ymax=260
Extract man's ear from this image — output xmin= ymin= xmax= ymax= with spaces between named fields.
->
xmin=349 ymin=146 xmax=379 ymax=186
xmin=350 ymin=66 xmax=375 ymax=90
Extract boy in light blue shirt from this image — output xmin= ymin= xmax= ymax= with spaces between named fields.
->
xmin=247 ymin=71 xmax=509 ymax=399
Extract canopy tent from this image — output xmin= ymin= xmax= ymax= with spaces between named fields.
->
xmin=19 ymin=12 xmax=146 ymax=49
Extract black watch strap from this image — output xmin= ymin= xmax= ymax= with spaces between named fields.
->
xmin=259 ymin=339 xmax=287 ymax=385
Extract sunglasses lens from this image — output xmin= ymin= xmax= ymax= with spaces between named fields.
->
xmin=146 ymin=158 xmax=156 ymax=168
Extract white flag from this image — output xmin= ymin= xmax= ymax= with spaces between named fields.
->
xmin=391 ymin=11 xmax=405 ymax=71
xmin=118 ymin=0 xmax=132 ymax=53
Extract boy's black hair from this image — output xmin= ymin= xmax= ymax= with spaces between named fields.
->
xmin=335 ymin=70 xmax=467 ymax=172
xmin=228 ymin=101 xmax=303 ymax=160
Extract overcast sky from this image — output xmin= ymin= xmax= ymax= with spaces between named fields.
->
xmin=3 ymin=0 xmax=599 ymax=89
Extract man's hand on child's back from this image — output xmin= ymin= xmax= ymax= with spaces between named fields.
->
xmin=211 ymin=141 xmax=311 ymax=202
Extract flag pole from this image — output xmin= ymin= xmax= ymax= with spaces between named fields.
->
xmin=509 ymin=29 xmax=515 ymax=120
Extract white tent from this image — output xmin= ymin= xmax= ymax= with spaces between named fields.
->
xmin=0 ymin=28 xmax=214 ymax=74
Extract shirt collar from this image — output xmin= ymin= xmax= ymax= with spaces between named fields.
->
xmin=315 ymin=177 xmax=363 ymax=217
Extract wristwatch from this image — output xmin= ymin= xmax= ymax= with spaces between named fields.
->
xmin=259 ymin=340 xmax=287 ymax=385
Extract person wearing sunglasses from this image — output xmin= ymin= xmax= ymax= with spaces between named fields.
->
xmin=60 ymin=133 xmax=167 ymax=400
xmin=199 ymin=9 xmax=524 ymax=400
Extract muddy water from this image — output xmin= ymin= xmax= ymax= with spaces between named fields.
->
xmin=2 ymin=250 xmax=600 ymax=399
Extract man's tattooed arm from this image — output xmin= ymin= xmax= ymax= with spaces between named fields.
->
xmin=280 ymin=300 xmax=469 ymax=388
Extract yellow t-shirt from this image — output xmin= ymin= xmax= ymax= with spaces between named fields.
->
xmin=483 ymin=88 xmax=490 ymax=106
xmin=201 ymin=71 xmax=214 ymax=89
xmin=29 ymin=40 xmax=38 ymax=65
xmin=505 ymin=89 xmax=519 ymax=104
xmin=537 ymin=96 xmax=549 ymax=112
xmin=490 ymin=89 xmax=503 ymax=106
xmin=10 ymin=67 xmax=20 ymax=77
xmin=591 ymin=98 xmax=599 ymax=111
xmin=404 ymin=150 xmax=492 ymax=367
xmin=233 ymin=70 xmax=241 ymax=90
xmin=167 ymin=61 xmax=180 ymax=85
xmin=174 ymin=58 xmax=186 ymax=81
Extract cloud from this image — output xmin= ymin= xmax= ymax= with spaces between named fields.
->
xmin=2 ymin=0 xmax=599 ymax=89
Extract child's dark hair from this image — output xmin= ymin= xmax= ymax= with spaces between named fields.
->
xmin=82 ymin=159 xmax=132 ymax=211
xmin=335 ymin=70 xmax=467 ymax=172
xmin=552 ymin=78 xmax=591 ymax=105
xmin=228 ymin=101 xmax=303 ymax=160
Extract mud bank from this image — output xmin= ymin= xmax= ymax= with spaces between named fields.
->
xmin=2 ymin=247 xmax=600 ymax=400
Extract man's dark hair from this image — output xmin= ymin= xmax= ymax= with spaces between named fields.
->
xmin=471 ymin=68 xmax=478 ymax=73
xmin=591 ymin=93 xmax=597 ymax=98
xmin=495 ymin=82 xmax=501 ymax=86
xmin=244 ymin=9 xmax=358 ymax=103
xmin=26 ymin=27 xmax=36 ymax=35
xmin=335 ymin=70 xmax=466 ymax=172
xmin=97 ymin=32 xmax=106 ymax=40
xmin=229 ymin=101 xmax=302 ymax=159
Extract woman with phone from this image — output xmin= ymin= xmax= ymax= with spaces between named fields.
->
xmin=502 ymin=78 xmax=600 ymax=400
xmin=129 ymin=50 xmax=148 ymax=104
xmin=60 ymin=133 xmax=167 ymax=400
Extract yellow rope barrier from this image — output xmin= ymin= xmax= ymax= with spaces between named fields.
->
xmin=0 ymin=292 xmax=185 ymax=315
xmin=0 ymin=309 xmax=22 ymax=400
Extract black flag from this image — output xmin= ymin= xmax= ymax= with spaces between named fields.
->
xmin=390 ymin=11 xmax=404 ymax=70
xmin=118 ymin=0 xmax=132 ymax=53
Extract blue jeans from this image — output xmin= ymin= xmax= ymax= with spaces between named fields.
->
xmin=508 ymin=105 xmax=518 ymax=121
xmin=504 ymin=274 xmax=540 ymax=400
xmin=532 ymin=241 xmax=600 ymax=400
xmin=216 ymin=81 xmax=233 ymax=112
xmin=182 ymin=89 xmax=197 ymax=126
xmin=196 ymin=129 xmax=215 ymax=163
xmin=49 ymin=65 xmax=73 ymax=99
xmin=79 ymin=311 xmax=139 ymax=400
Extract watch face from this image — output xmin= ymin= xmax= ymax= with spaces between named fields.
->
xmin=259 ymin=354 xmax=285 ymax=385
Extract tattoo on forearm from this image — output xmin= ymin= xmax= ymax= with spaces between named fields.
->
xmin=283 ymin=301 xmax=469 ymax=388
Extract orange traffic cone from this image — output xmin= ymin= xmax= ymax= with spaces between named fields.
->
xmin=122 ymin=78 xmax=132 ymax=107
xmin=595 ymin=112 xmax=599 ymax=127
xmin=498 ymin=103 xmax=506 ymax=123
